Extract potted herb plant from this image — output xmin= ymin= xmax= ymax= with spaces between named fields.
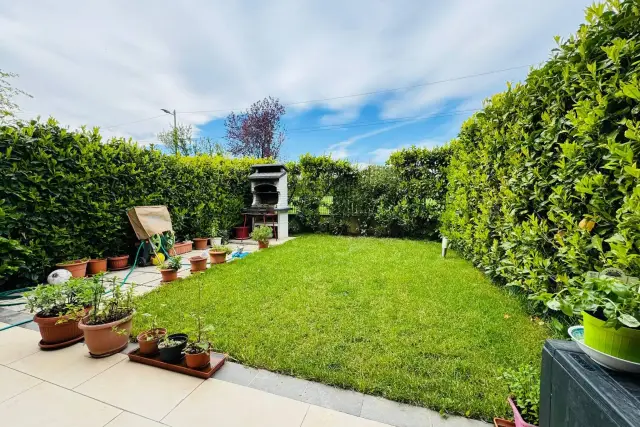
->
xmin=185 ymin=281 xmax=214 ymax=369
xmin=542 ymin=271 xmax=640 ymax=362
xmin=25 ymin=277 xmax=93 ymax=349
xmin=136 ymin=312 xmax=167 ymax=355
xmin=56 ymin=258 xmax=90 ymax=277
xmin=189 ymin=255 xmax=208 ymax=272
xmin=153 ymin=253 xmax=182 ymax=283
xmin=209 ymin=245 xmax=231 ymax=265
xmin=158 ymin=333 xmax=188 ymax=363
xmin=495 ymin=365 xmax=540 ymax=427
xmin=251 ymin=225 xmax=273 ymax=249
xmin=210 ymin=221 xmax=222 ymax=246
xmin=78 ymin=276 xmax=135 ymax=357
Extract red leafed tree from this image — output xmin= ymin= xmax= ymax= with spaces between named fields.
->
xmin=224 ymin=97 xmax=286 ymax=159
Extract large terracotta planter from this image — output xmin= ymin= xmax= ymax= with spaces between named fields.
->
xmin=108 ymin=255 xmax=129 ymax=270
xmin=190 ymin=256 xmax=207 ymax=272
xmin=170 ymin=241 xmax=193 ymax=255
xmin=160 ymin=269 xmax=178 ymax=282
xmin=193 ymin=238 xmax=209 ymax=250
xmin=56 ymin=259 xmax=88 ymax=277
xmin=79 ymin=313 xmax=134 ymax=357
xmin=185 ymin=351 xmax=210 ymax=369
xmin=34 ymin=310 xmax=87 ymax=345
xmin=87 ymin=258 xmax=107 ymax=275
xmin=137 ymin=328 xmax=167 ymax=355
xmin=258 ymin=241 xmax=269 ymax=249
xmin=209 ymin=251 xmax=226 ymax=265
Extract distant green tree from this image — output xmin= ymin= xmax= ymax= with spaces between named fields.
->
xmin=157 ymin=123 xmax=193 ymax=156
xmin=0 ymin=70 xmax=32 ymax=122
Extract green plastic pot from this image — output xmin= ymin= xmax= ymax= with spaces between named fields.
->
xmin=582 ymin=311 xmax=640 ymax=363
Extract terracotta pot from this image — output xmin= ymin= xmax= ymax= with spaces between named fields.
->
xmin=56 ymin=259 xmax=89 ymax=277
xmin=79 ymin=312 xmax=134 ymax=357
xmin=87 ymin=258 xmax=107 ymax=275
xmin=136 ymin=328 xmax=167 ymax=355
xmin=107 ymin=255 xmax=129 ymax=270
xmin=209 ymin=251 xmax=226 ymax=265
xmin=190 ymin=256 xmax=207 ymax=272
xmin=193 ymin=238 xmax=209 ymax=250
xmin=170 ymin=241 xmax=193 ymax=255
xmin=494 ymin=419 xmax=516 ymax=427
xmin=160 ymin=269 xmax=178 ymax=282
xmin=234 ymin=226 xmax=249 ymax=239
xmin=185 ymin=351 xmax=210 ymax=369
xmin=258 ymin=241 xmax=269 ymax=249
xmin=34 ymin=309 xmax=87 ymax=344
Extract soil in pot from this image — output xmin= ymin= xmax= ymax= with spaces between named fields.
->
xmin=209 ymin=251 xmax=226 ymax=264
xmin=258 ymin=241 xmax=269 ymax=249
xmin=190 ymin=256 xmax=207 ymax=272
xmin=79 ymin=312 xmax=134 ymax=357
xmin=193 ymin=238 xmax=209 ymax=250
xmin=159 ymin=333 xmax=188 ymax=363
xmin=185 ymin=351 xmax=211 ymax=369
xmin=108 ymin=255 xmax=129 ymax=270
xmin=137 ymin=328 xmax=167 ymax=355
xmin=160 ymin=269 xmax=179 ymax=282
xmin=34 ymin=309 xmax=88 ymax=346
xmin=56 ymin=259 xmax=89 ymax=277
xmin=87 ymin=258 xmax=107 ymax=275
xmin=583 ymin=311 xmax=640 ymax=363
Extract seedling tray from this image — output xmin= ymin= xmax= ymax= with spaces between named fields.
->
xmin=127 ymin=348 xmax=226 ymax=379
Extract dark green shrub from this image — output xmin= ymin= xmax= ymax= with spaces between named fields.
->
xmin=442 ymin=0 xmax=640 ymax=301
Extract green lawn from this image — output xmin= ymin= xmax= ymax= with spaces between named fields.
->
xmin=134 ymin=235 xmax=549 ymax=421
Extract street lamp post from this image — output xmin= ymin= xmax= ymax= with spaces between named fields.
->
xmin=161 ymin=108 xmax=178 ymax=155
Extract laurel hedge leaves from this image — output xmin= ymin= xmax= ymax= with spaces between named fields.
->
xmin=0 ymin=118 xmax=265 ymax=289
xmin=442 ymin=0 xmax=640 ymax=299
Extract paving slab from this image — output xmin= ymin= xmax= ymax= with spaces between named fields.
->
xmin=249 ymin=368 xmax=312 ymax=401
xmin=9 ymin=342 xmax=126 ymax=389
xmin=212 ymin=361 xmax=259 ymax=386
xmin=162 ymin=378 xmax=308 ymax=427
xmin=105 ymin=411 xmax=166 ymax=427
xmin=74 ymin=359 xmax=203 ymax=421
xmin=0 ymin=322 xmax=40 ymax=365
xmin=360 ymin=395 xmax=432 ymax=427
xmin=0 ymin=382 xmax=121 ymax=427
xmin=299 ymin=381 xmax=365 ymax=416
xmin=0 ymin=365 xmax=42 ymax=403
xmin=302 ymin=404 xmax=392 ymax=427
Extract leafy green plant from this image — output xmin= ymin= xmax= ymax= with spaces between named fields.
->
xmin=57 ymin=257 xmax=90 ymax=265
xmin=185 ymin=280 xmax=213 ymax=355
xmin=250 ymin=225 xmax=273 ymax=243
xmin=500 ymin=365 xmax=540 ymax=425
xmin=84 ymin=276 xmax=135 ymax=325
xmin=209 ymin=245 xmax=232 ymax=254
xmin=538 ymin=274 xmax=640 ymax=329
xmin=25 ymin=277 xmax=93 ymax=319
xmin=158 ymin=338 xmax=182 ymax=349
xmin=152 ymin=253 xmax=182 ymax=271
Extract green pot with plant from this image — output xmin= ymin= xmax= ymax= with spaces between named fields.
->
xmin=153 ymin=253 xmax=182 ymax=283
xmin=159 ymin=333 xmax=188 ymax=363
xmin=542 ymin=270 xmax=640 ymax=363
xmin=209 ymin=245 xmax=231 ymax=264
xmin=251 ymin=225 xmax=273 ymax=249
xmin=78 ymin=276 xmax=135 ymax=357
xmin=25 ymin=277 xmax=93 ymax=349
xmin=56 ymin=258 xmax=90 ymax=277
xmin=136 ymin=313 xmax=167 ymax=355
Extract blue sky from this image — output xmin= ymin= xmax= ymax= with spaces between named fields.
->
xmin=1 ymin=1 xmax=593 ymax=164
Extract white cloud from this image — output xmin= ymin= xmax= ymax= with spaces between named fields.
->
xmin=0 ymin=0 xmax=592 ymax=143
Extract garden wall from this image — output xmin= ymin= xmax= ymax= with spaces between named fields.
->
xmin=0 ymin=118 xmax=266 ymax=289
xmin=442 ymin=1 xmax=640 ymax=300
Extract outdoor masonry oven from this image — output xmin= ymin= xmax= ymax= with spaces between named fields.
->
xmin=246 ymin=164 xmax=289 ymax=239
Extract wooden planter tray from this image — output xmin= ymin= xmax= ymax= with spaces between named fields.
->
xmin=127 ymin=348 xmax=226 ymax=379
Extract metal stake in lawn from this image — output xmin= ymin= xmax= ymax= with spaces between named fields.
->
xmin=441 ymin=236 xmax=449 ymax=258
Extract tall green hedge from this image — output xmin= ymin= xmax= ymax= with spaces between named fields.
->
xmin=442 ymin=0 xmax=640 ymax=299
xmin=0 ymin=118 xmax=265 ymax=289
xmin=288 ymin=146 xmax=451 ymax=238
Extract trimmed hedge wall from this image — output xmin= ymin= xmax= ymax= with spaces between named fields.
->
xmin=288 ymin=146 xmax=451 ymax=238
xmin=0 ymin=118 xmax=266 ymax=289
xmin=442 ymin=1 xmax=640 ymax=299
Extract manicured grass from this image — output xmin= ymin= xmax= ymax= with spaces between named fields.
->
xmin=134 ymin=235 xmax=549 ymax=421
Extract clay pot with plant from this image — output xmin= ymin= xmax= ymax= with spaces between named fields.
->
xmin=136 ymin=313 xmax=167 ymax=355
xmin=56 ymin=258 xmax=90 ymax=277
xmin=107 ymin=255 xmax=129 ymax=271
xmin=153 ymin=253 xmax=182 ymax=283
xmin=185 ymin=281 xmax=214 ymax=369
xmin=209 ymin=245 xmax=231 ymax=265
xmin=251 ymin=225 xmax=273 ymax=249
xmin=87 ymin=250 xmax=108 ymax=275
xmin=189 ymin=256 xmax=208 ymax=272
xmin=159 ymin=333 xmax=188 ymax=363
xmin=78 ymin=276 xmax=136 ymax=357
xmin=25 ymin=277 xmax=94 ymax=349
